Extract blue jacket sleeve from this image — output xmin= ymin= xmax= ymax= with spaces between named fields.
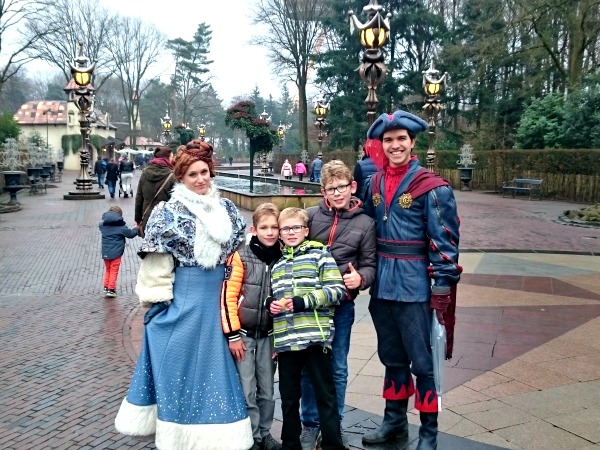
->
xmin=425 ymin=185 xmax=461 ymax=288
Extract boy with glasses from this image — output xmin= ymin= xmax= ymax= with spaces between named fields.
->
xmin=299 ymin=160 xmax=377 ymax=449
xmin=268 ymin=207 xmax=346 ymax=450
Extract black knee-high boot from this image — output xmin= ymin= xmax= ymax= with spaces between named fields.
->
xmin=362 ymin=399 xmax=409 ymax=445
xmin=415 ymin=412 xmax=438 ymax=450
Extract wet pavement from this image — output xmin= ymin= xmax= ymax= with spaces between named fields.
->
xmin=0 ymin=170 xmax=599 ymax=449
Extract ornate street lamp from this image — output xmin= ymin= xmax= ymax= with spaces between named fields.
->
xmin=259 ymin=107 xmax=271 ymax=176
xmin=313 ymin=96 xmax=329 ymax=155
xmin=198 ymin=123 xmax=206 ymax=141
xmin=277 ymin=123 xmax=285 ymax=151
xmin=349 ymin=0 xmax=391 ymax=127
xmin=161 ymin=111 xmax=172 ymax=143
xmin=422 ymin=60 xmax=448 ymax=172
xmin=64 ymin=42 xmax=103 ymax=200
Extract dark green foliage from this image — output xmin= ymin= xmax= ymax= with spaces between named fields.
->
xmin=224 ymin=101 xmax=279 ymax=154
xmin=60 ymin=134 xmax=104 ymax=154
xmin=0 ymin=112 xmax=21 ymax=143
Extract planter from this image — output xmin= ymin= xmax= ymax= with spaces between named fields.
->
xmin=2 ymin=171 xmax=26 ymax=205
xmin=459 ymin=167 xmax=473 ymax=191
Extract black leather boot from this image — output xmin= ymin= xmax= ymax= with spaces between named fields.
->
xmin=362 ymin=399 xmax=409 ymax=445
xmin=415 ymin=412 xmax=438 ymax=450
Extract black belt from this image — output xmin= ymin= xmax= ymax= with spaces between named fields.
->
xmin=377 ymin=240 xmax=427 ymax=256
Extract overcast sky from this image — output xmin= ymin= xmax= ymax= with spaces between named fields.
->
xmin=96 ymin=0 xmax=287 ymax=106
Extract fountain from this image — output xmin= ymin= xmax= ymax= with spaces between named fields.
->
xmin=456 ymin=144 xmax=476 ymax=191
xmin=215 ymin=175 xmax=321 ymax=211
xmin=1 ymin=138 xmax=26 ymax=208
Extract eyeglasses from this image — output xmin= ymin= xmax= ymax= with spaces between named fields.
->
xmin=280 ymin=225 xmax=306 ymax=235
xmin=323 ymin=182 xmax=351 ymax=195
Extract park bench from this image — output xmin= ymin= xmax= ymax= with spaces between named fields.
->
xmin=502 ymin=178 xmax=543 ymax=200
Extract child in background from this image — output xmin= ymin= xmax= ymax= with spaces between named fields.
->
xmin=221 ymin=203 xmax=283 ymax=450
xmin=268 ymin=207 xmax=346 ymax=450
xmin=98 ymin=205 xmax=138 ymax=297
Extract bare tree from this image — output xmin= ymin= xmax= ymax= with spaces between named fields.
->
xmin=23 ymin=0 xmax=115 ymax=89
xmin=251 ymin=0 xmax=329 ymax=153
xmin=106 ymin=16 xmax=166 ymax=147
xmin=0 ymin=0 xmax=52 ymax=95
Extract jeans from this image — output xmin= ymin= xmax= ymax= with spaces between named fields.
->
xmin=235 ymin=335 xmax=277 ymax=441
xmin=313 ymin=170 xmax=321 ymax=183
xmin=97 ymin=173 xmax=105 ymax=187
xmin=103 ymin=256 xmax=122 ymax=290
xmin=106 ymin=179 xmax=117 ymax=197
xmin=279 ymin=346 xmax=344 ymax=450
xmin=301 ymin=300 xmax=355 ymax=425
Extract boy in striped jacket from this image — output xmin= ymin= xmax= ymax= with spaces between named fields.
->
xmin=268 ymin=207 xmax=346 ymax=450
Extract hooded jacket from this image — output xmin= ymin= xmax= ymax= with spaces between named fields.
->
xmin=98 ymin=210 xmax=138 ymax=260
xmin=134 ymin=163 xmax=175 ymax=232
xmin=269 ymin=240 xmax=345 ymax=352
xmin=306 ymin=197 xmax=376 ymax=300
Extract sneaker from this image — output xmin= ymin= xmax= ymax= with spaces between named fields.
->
xmin=106 ymin=289 xmax=117 ymax=298
xmin=103 ymin=286 xmax=108 ymax=294
xmin=249 ymin=441 xmax=261 ymax=450
xmin=300 ymin=426 xmax=320 ymax=450
xmin=261 ymin=433 xmax=282 ymax=450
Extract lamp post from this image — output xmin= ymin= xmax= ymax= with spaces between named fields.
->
xmin=422 ymin=61 xmax=448 ymax=172
xmin=198 ymin=123 xmax=206 ymax=141
xmin=42 ymin=109 xmax=51 ymax=155
xmin=259 ymin=106 xmax=271 ymax=176
xmin=349 ymin=0 xmax=391 ymax=128
xmin=161 ymin=111 xmax=172 ymax=143
xmin=64 ymin=42 xmax=104 ymax=200
xmin=313 ymin=96 xmax=329 ymax=155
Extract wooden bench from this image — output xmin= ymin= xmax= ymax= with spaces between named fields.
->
xmin=502 ymin=178 xmax=543 ymax=200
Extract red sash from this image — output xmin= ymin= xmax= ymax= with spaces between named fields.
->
xmin=371 ymin=168 xmax=449 ymax=199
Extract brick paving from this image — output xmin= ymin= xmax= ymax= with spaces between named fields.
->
xmin=0 ymin=170 xmax=598 ymax=449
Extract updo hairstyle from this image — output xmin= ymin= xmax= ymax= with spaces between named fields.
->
xmin=173 ymin=139 xmax=216 ymax=180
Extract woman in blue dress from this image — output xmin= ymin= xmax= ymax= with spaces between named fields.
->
xmin=115 ymin=139 xmax=253 ymax=450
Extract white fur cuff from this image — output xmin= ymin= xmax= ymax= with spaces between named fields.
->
xmin=114 ymin=397 xmax=157 ymax=436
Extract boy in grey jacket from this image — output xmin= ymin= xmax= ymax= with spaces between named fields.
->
xmin=99 ymin=206 xmax=138 ymax=298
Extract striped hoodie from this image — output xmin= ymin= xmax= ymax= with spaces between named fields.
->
xmin=270 ymin=239 xmax=345 ymax=353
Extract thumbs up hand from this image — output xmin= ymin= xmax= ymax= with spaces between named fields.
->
xmin=342 ymin=262 xmax=362 ymax=290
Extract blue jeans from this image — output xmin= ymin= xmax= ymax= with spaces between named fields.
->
xmin=313 ymin=170 xmax=321 ymax=183
xmin=106 ymin=179 xmax=116 ymax=196
xmin=301 ymin=300 xmax=355 ymax=426
xmin=97 ymin=173 xmax=105 ymax=187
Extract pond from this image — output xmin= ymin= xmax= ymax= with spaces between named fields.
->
xmin=215 ymin=176 xmax=321 ymax=195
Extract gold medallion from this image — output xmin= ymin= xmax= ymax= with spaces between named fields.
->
xmin=399 ymin=193 xmax=413 ymax=209
xmin=372 ymin=193 xmax=382 ymax=207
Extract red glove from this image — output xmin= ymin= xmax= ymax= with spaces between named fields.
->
xmin=429 ymin=286 xmax=451 ymax=325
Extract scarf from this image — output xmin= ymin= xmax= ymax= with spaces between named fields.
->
xmin=150 ymin=157 xmax=174 ymax=168
xmin=384 ymin=163 xmax=409 ymax=208
xmin=170 ymin=182 xmax=232 ymax=268
xmin=249 ymin=235 xmax=282 ymax=264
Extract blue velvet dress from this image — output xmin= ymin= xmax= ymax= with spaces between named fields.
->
xmin=115 ymin=190 xmax=252 ymax=450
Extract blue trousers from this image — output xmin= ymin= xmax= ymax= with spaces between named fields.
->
xmin=301 ymin=300 xmax=355 ymax=425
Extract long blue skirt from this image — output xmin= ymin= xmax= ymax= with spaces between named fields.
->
xmin=115 ymin=265 xmax=253 ymax=450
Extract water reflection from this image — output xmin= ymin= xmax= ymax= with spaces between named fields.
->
xmin=215 ymin=176 xmax=320 ymax=195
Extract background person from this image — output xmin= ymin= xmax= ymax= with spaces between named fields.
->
xmin=119 ymin=155 xmax=135 ymax=198
xmin=295 ymin=160 xmax=307 ymax=181
xmin=281 ymin=159 xmax=293 ymax=180
xmin=115 ymin=139 xmax=252 ymax=450
xmin=105 ymin=158 xmax=120 ymax=199
xmin=134 ymin=146 xmax=175 ymax=238
xmin=310 ymin=155 xmax=323 ymax=183
xmin=94 ymin=157 xmax=106 ymax=189
xmin=362 ymin=110 xmax=461 ymax=450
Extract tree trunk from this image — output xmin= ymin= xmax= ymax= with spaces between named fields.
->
xmin=298 ymin=75 xmax=309 ymax=154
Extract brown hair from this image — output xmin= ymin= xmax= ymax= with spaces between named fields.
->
xmin=320 ymin=160 xmax=353 ymax=187
xmin=252 ymin=203 xmax=280 ymax=227
xmin=172 ymin=139 xmax=215 ymax=180
xmin=279 ymin=207 xmax=309 ymax=227
xmin=109 ymin=205 xmax=123 ymax=216
xmin=153 ymin=146 xmax=172 ymax=159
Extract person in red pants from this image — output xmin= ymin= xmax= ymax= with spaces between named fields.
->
xmin=99 ymin=205 xmax=138 ymax=297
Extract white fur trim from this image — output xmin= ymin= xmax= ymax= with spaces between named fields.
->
xmin=171 ymin=183 xmax=233 ymax=269
xmin=155 ymin=416 xmax=253 ymax=450
xmin=136 ymin=253 xmax=174 ymax=305
xmin=114 ymin=397 xmax=157 ymax=436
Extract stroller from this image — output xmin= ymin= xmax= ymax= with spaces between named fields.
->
xmin=118 ymin=174 xmax=134 ymax=198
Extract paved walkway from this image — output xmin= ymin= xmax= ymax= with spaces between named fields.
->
xmin=0 ymin=170 xmax=599 ymax=449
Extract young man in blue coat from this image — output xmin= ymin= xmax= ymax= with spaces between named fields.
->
xmin=362 ymin=110 xmax=462 ymax=450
